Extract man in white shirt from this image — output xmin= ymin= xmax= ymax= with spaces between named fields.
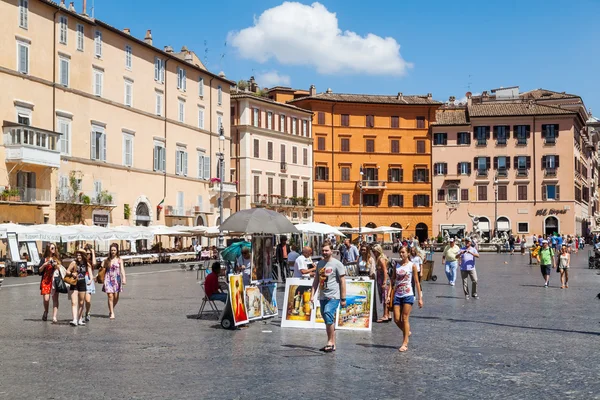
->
xmin=294 ymin=247 xmax=316 ymax=278
xmin=287 ymin=244 xmax=301 ymax=276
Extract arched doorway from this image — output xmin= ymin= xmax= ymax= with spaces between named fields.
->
xmin=340 ymin=222 xmax=352 ymax=228
xmin=195 ymin=215 xmax=205 ymax=227
xmin=415 ymin=223 xmax=428 ymax=243
xmin=478 ymin=216 xmax=491 ymax=241
xmin=134 ymin=202 xmax=151 ymax=251
xmin=391 ymin=222 xmax=403 ymax=240
xmin=496 ymin=216 xmax=510 ymax=236
xmin=366 ymin=222 xmax=377 ymax=243
xmin=544 ymin=216 xmax=559 ymax=236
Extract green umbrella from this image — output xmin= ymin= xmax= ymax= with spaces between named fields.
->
xmin=221 ymin=241 xmax=251 ymax=262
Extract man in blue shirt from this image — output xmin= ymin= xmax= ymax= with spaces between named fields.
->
xmin=341 ymin=238 xmax=359 ymax=264
xmin=459 ymin=237 xmax=480 ymax=300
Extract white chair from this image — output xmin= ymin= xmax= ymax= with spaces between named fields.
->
xmin=196 ymin=281 xmax=221 ymax=320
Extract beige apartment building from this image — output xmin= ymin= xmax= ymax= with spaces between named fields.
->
xmin=432 ymin=87 xmax=599 ymax=239
xmin=231 ymin=80 xmax=314 ymax=223
xmin=0 ymin=0 xmax=235 ymax=231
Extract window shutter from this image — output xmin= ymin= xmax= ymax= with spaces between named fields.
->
xmin=542 ymin=185 xmax=547 ymax=201
xmin=443 ymin=164 xmax=447 ymax=175
xmin=556 ymin=185 xmax=560 ymax=200
xmin=90 ymin=131 xmax=96 ymax=159
xmin=325 ymin=168 xmax=329 ymax=181
xmin=19 ymin=45 xmax=28 ymax=73
xmin=457 ymin=163 xmax=461 ymax=174
xmin=425 ymin=195 xmax=430 ymax=207
xmin=176 ymin=151 xmax=181 ymax=174
xmin=493 ymin=127 xmax=498 ymax=140
xmin=542 ymin=156 xmax=547 ymax=168
xmin=153 ymin=146 xmax=158 ymax=171
xmin=473 ymin=157 xmax=478 ymax=167
xmin=554 ymin=124 xmax=560 ymax=138
xmin=486 ymin=126 xmax=491 ymax=139
xmin=526 ymin=156 xmax=531 ymax=169
xmin=467 ymin=163 xmax=472 ymax=174
xmin=555 ymin=155 xmax=560 ymax=168
xmin=184 ymin=152 xmax=188 ymax=176
xmin=412 ymin=169 xmax=416 ymax=182
xmin=203 ymin=156 xmax=210 ymax=180
xmin=154 ymin=58 xmax=159 ymax=80
xmin=505 ymin=157 xmax=510 ymax=169
xmin=493 ymin=157 xmax=498 ymax=170
xmin=374 ymin=169 xmax=379 ymax=181
xmin=413 ymin=194 xmax=417 ymax=206
xmin=466 ymin=133 xmax=471 ymax=145
xmin=513 ymin=157 xmax=518 ymax=169
xmin=425 ymin=169 xmax=430 ymax=182
xmin=388 ymin=169 xmax=392 ymax=181
xmin=541 ymin=125 xmax=547 ymax=138
xmin=198 ymin=155 xmax=203 ymax=178
xmin=161 ymin=148 xmax=166 ymax=172
xmin=486 ymin=157 xmax=491 ymax=169
xmin=101 ymin=133 xmax=106 ymax=161
xmin=526 ymin=125 xmax=531 ymax=138
xmin=183 ymin=70 xmax=187 ymax=91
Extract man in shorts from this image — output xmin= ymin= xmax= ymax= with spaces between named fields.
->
xmin=536 ymin=240 xmax=555 ymax=288
xmin=310 ymin=243 xmax=346 ymax=353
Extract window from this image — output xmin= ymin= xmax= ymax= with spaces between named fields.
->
xmin=461 ymin=188 xmax=469 ymax=201
xmin=76 ymin=24 xmax=84 ymax=51
xmin=388 ymin=168 xmax=403 ymax=182
xmin=303 ymin=148 xmax=308 ymax=166
xmin=475 ymin=157 xmax=490 ymax=176
xmin=17 ymin=40 xmax=29 ymax=74
xmin=340 ymin=138 xmax=350 ymax=152
xmin=19 ymin=0 xmax=28 ymax=29
xmin=94 ymin=30 xmax=102 ymax=57
xmin=542 ymin=124 xmax=559 ymax=144
xmin=544 ymin=184 xmax=558 ymax=200
xmin=317 ymin=137 xmax=325 ymax=151
xmin=341 ymin=114 xmax=350 ymax=127
xmin=341 ymin=167 xmax=350 ymax=181
xmin=315 ymin=166 xmax=329 ymax=181
xmin=90 ymin=126 xmax=106 ymax=161
xmin=434 ymin=133 xmax=447 ymax=145
xmin=292 ymin=118 xmax=297 ymax=134
xmin=363 ymin=194 xmax=379 ymax=206
xmin=154 ymin=57 xmax=165 ymax=83
xmin=281 ymin=144 xmax=286 ymax=163
xmin=391 ymin=139 xmax=400 ymax=153
xmin=416 ymin=140 xmax=426 ymax=154
xmin=93 ymin=68 xmax=103 ymax=96
xmin=57 ymin=117 xmax=71 ymax=155
xmin=197 ymin=152 xmax=210 ymax=180
xmin=391 ymin=116 xmax=399 ymax=129
xmin=267 ymin=112 xmax=273 ymax=129
xmin=155 ymin=91 xmax=163 ymax=116
xmin=434 ymin=163 xmax=447 ymax=176
xmin=198 ymin=77 xmax=204 ymax=97
xmin=477 ymin=185 xmax=487 ymax=201
xmin=494 ymin=156 xmax=509 ymax=176
xmin=318 ymin=112 xmax=325 ymax=125
xmin=267 ymin=142 xmax=273 ymax=160
xmin=413 ymin=194 xmax=429 ymax=207
xmin=416 ymin=116 xmax=425 ymax=129
xmin=292 ymin=147 xmax=297 ymax=164
xmin=17 ymin=108 xmax=31 ymax=125
xmin=458 ymin=132 xmax=471 ymax=145
xmin=413 ymin=168 xmax=429 ymax=183
xmin=366 ymin=115 xmax=374 ymax=128
xmin=317 ymin=193 xmax=326 ymax=206
xmin=475 ymin=126 xmax=490 ymax=146
xmin=217 ymin=86 xmax=222 ymax=105
xmin=280 ymin=115 xmax=285 ymax=132
xmin=458 ymin=162 xmax=471 ymax=175
xmin=253 ymin=176 xmax=260 ymax=197
xmin=253 ymin=109 xmax=260 ymax=127
xmin=515 ymin=125 xmax=529 ymax=145
xmin=122 ymin=133 xmax=133 ymax=167
xmin=341 ymin=193 xmax=350 ymax=206
xmin=177 ymin=67 xmax=187 ymax=91
xmin=125 ymin=45 xmax=132 ymax=69
xmin=302 ymin=120 xmax=308 ymax=136
xmin=542 ymin=155 xmax=559 ymax=175
xmin=292 ymin=180 xmax=298 ymax=198
xmin=517 ymin=222 xmax=529 ymax=233
xmin=515 ymin=156 xmax=530 ymax=175
xmin=178 ymin=99 xmax=185 ymax=123
xmin=59 ymin=16 xmax=68 ymax=44
xmin=388 ymin=194 xmax=403 ymax=207
xmin=497 ymin=185 xmax=507 ymax=201
xmin=253 ymin=139 xmax=260 ymax=158
xmin=175 ymin=149 xmax=188 ymax=176
xmin=153 ymin=143 xmax=166 ymax=172
xmin=517 ymin=185 xmax=527 ymax=200
xmin=447 ymin=188 xmax=458 ymax=202
xmin=59 ymin=56 xmax=69 ymax=87
xmin=303 ymin=181 xmax=308 ymax=198
xmin=217 ymin=113 xmax=223 ymax=132
xmin=280 ymin=179 xmax=286 ymax=198
xmin=437 ymin=189 xmax=445 ymax=202
xmin=124 ymin=79 xmax=133 ymax=107
xmin=366 ymin=139 xmax=375 ymax=153
xmin=575 ymin=186 xmax=581 ymax=202
xmin=494 ymin=126 xmax=508 ymax=145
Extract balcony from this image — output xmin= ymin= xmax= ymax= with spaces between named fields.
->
xmin=280 ymin=161 xmax=287 ymax=171
xmin=208 ymin=180 xmax=237 ymax=200
xmin=359 ymin=180 xmax=387 ymax=190
xmin=56 ymin=190 xmax=117 ymax=208
xmin=165 ymin=206 xmax=194 ymax=217
xmin=0 ymin=187 xmax=51 ymax=206
xmin=252 ymin=194 xmax=314 ymax=209
xmin=516 ymin=169 xmax=529 ymax=178
xmin=476 ymin=169 xmax=488 ymax=177
xmin=544 ymin=168 xmax=557 ymax=177
xmin=496 ymin=168 xmax=508 ymax=178
xmin=3 ymin=121 xmax=61 ymax=168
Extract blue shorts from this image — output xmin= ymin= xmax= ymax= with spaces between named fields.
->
xmin=319 ymin=299 xmax=340 ymax=325
xmin=393 ymin=295 xmax=415 ymax=306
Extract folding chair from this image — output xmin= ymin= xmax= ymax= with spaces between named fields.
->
xmin=196 ymin=281 xmax=221 ymax=320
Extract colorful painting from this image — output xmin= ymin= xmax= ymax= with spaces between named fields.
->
xmin=261 ymin=283 xmax=278 ymax=318
xmin=336 ymin=280 xmax=374 ymax=331
xmin=229 ymin=274 xmax=249 ymax=326
xmin=245 ymin=286 xmax=262 ymax=320
xmin=251 ymin=236 xmax=264 ymax=282
xmin=281 ymin=278 xmax=315 ymax=328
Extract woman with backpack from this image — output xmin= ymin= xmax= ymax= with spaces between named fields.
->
xmin=372 ymin=244 xmax=391 ymax=323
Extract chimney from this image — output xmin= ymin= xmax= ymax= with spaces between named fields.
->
xmin=82 ymin=0 xmax=87 ymax=15
xmin=123 ymin=28 xmax=131 ymax=35
xmin=326 ymin=88 xmax=332 ymax=94
xmin=427 ymin=93 xmax=432 ymax=99
xmin=181 ymin=45 xmax=189 ymax=52
xmin=397 ymin=92 xmax=403 ymax=100
xmin=482 ymin=91 xmax=489 ymax=101
xmin=184 ymin=51 xmax=193 ymax=63
xmin=68 ymin=2 xmax=75 ymax=11
xmin=164 ymin=46 xmax=173 ymax=53
xmin=144 ymin=30 xmax=152 ymax=45
xmin=309 ymin=85 xmax=316 ymax=96
xmin=449 ymin=96 xmax=456 ymax=103
xmin=60 ymin=0 xmax=66 ymax=8
xmin=466 ymin=92 xmax=472 ymax=107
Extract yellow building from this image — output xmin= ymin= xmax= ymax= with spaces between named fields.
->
xmin=287 ymin=87 xmax=441 ymax=242
xmin=0 ymin=0 xmax=235 ymax=231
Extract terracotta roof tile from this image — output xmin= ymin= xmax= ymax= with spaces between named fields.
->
xmin=433 ymin=109 xmax=469 ymax=125
xmin=468 ymin=103 xmax=576 ymax=117
xmin=231 ymin=91 xmax=313 ymax=114
xmin=520 ymin=88 xmax=580 ymax=100
xmin=288 ymin=92 xmax=442 ymax=105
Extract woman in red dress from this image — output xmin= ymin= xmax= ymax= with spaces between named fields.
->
xmin=39 ymin=243 xmax=61 ymax=322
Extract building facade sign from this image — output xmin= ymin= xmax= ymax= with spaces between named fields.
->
xmin=535 ymin=209 xmax=568 ymax=217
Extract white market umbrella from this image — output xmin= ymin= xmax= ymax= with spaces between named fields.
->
xmin=295 ymin=222 xmax=346 ymax=237
xmin=0 ymin=223 xmax=45 ymax=240
xmin=369 ymin=226 xmax=403 ymax=234
xmin=335 ymin=226 xmax=374 ymax=234
xmin=112 ymin=225 xmax=155 ymax=241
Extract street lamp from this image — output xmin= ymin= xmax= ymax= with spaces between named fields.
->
xmin=493 ymin=172 xmax=499 ymax=239
xmin=217 ymin=125 xmax=225 ymax=261
xmin=358 ymin=165 xmax=364 ymax=244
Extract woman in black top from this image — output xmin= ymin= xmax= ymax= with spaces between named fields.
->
xmin=66 ymin=249 xmax=93 ymax=326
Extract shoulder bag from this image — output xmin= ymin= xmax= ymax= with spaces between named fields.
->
xmin=54 ymin=274 xmax=69 ymax=294
xmin=96 ymin=263 xmax=106 ymax=284
xmin=63 ymin=271 xmax=77 ymax=286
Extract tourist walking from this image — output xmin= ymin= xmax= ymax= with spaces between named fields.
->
xmin=558 ymin=244 xmax=570 ymax=289
xmin=410 ymin=246 xmax=423 ymax=297
xmin=536 ymin=240 xmax=555 ymax=288
xmin=275 ymin=236 xmax=291 ymax=282
xmin=391 ymin=246 xmax=423 ymax=352
xmin=310 ymin=243 xmax=346 ymax=353
xmin=66 ymin=249 xmax=93 ymax=326
xmin=508 ymin=235 xmax=515 ymax=255
xmin=521 ymin=235 xmax=526 ymax=255
xmin=442 ymin=238 xmax=460 ymax=285
xmin=459 ymin=238 xmax=480 ymax=299
xmin=341 ymin=238 xmax=359 ymax=264
xmin=372 ymin=244 xmax=391 ymax=323
xmin=84 ymin=246 xmax=96 ymax=322
xmin=103 ymin=244 xmax=127 ymax=319
xmin=38 ymin=243 xmax=61 ymax=322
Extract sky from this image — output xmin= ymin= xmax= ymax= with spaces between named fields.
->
xmin=91 ymin=0 xmax=600 ymax=112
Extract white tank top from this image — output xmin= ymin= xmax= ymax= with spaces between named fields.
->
xmin=394 ymin=261 xmax=414 ymax=298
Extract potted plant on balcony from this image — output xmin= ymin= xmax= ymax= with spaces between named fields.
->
xmin=5 ymin=188 xmax=20 ymax=202
xmin=0 ymin=189 xmax=7 ymax=201
xmin=124 ymin=204 xmax=131 ymax=220
xmin=81 ymin=194 xmax=91 ymax=205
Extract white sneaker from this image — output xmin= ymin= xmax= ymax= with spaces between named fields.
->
xmin=70 ymin=320 xmax=78 ymax=326
xmin=450 ymin=282 xmax=455 ymax=286
xmin=465 ymin=295 xmax=470 ymax=300
xmin=78 ymin=319 xmax=86 ymax=326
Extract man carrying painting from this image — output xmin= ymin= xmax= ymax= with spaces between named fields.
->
xmin=310 ymin=243 xmax=346 ymax=353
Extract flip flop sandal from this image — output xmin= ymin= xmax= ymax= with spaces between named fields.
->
xmin=323 ymin=345 xmax=336 ymax=353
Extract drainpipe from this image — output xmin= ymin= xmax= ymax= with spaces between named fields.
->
xmin=52 ymin=9 xmax=60 ymax=132
xmin=163 ymin=58 xmax=170 ymax=212
xmin=533 ymin=115 xmax=536 ymax=205
xmin=208 ymin=77 xmax=214 ymax=223
xmin=331 ymin=103 xmax=336 ymax=206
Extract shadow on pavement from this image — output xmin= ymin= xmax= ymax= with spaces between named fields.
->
xmin=356 ymin=343 xmax=398 ymax=350
xmin=435 ymin=295 xmax=464 ymax=299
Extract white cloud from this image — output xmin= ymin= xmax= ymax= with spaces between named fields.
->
xmin=256 ymin=71 xmax=291 ymax=87
xmin=228 ymin=2 xmax=412 ymax=76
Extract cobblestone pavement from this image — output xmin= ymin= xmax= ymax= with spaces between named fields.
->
xmin=1 ymin=251 xmax=599 ymax=400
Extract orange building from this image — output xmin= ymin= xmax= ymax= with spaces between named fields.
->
xmin=274 ymin=87 xmax=441 ymax=242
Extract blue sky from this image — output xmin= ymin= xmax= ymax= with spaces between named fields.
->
xmin=93 ymin=0 xmax=600 ymax=111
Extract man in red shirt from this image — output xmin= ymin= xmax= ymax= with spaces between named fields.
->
xmin=205 ymin=263 xmax=227 ymax=302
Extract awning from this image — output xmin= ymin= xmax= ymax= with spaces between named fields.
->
xmin=479 ymin=221 xmax=490 ymax=231
xmin=497 ymin=221 xmax=510 ymax=231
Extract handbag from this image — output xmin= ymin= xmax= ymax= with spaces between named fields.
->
xmin=63 ymin=273 xmax=77 ymax=286
xmin=54 ymin=275 xmax=69 ymax=294
xmin=96 ymin=265 xmax=106 ymax=284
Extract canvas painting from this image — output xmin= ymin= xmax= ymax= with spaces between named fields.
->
xmin=251 ymin=236 xmax=264 ymax=282
xmin=261 ymin=282 xmax=278 ymax=318
xmin=229 ymin=274 xmax=249 ymax=326
xmin=335 ymin=280 xmax=374 ymax=331
xmin=281 ymin=278 xmax=315 ymax=328
xmin=245 ymin=286 xmax=262 ymax=320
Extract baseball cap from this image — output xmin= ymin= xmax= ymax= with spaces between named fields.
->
xmin=449 ymin=237 xmax=455 ymax=242
xmin=464 ymin=237 xmax=471 ymax=242
xmin=542 ymin=239 xmax=548 ymax=244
